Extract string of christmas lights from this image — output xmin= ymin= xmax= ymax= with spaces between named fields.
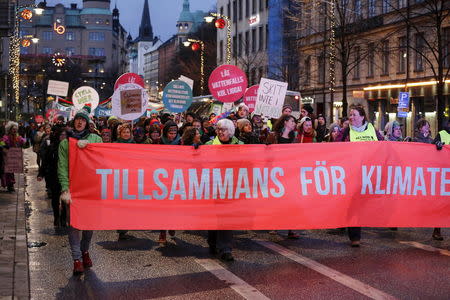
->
xmin=187 ymin=38 xmax=205 ymax=94
xmin=328 ymin=0 xmax=336 ymax=96
xmin=210 ymin=13 xmax=231 ymax=64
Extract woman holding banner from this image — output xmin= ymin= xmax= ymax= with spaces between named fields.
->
xmin=297 ymin=117 xmax=317 ymax=143
xmin=337 ymin=104 xmax=383 ymax=247
xmin=0 ymin=121 xmax=26 ymax=192
xmin=267 ymin=115 xmax=301 ymax=239
xmin=58 ymin=107 xmax=102 ymax=275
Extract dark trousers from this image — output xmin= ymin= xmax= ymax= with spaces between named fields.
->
xmin=208 ymin=230 xmax=233 ymax=254
xmin=50 ymin=184 xmax=65 ymax=225
xmin=348 ymin=227 xmax=361 ymax=241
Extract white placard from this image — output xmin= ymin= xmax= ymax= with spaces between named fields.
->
xmin=178 ymin=75 xmax=194 ymax=90
xmin=111 ymin=83 xmax=148 ymax=120
xmin=254 ymin=78 xmax=288 ymax=118
xmin=222 ymin=102 xmax=233 ymax=112
xmin=47 ymin=80 xmax=69 ymax=97
xmin=72 ymin=86 xmax=99 ymax=110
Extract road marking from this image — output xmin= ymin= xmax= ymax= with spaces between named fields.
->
xmin=399 ymin=241 xmax=450 ymax=257
xmin=194 ymin=258 xmax=270 ymax=300
xmin=255 ymin=240 xmax=397 ymax=300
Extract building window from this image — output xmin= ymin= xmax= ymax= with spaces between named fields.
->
xmin=233 ymin=36 xmax=237 ymax=56
xmin=368 ymin=0 xmax=376 ymax=18
xmin=444 ymin=27 xmax=450 ymax=68
xmin=318 ymin=54 xmax=325 ymax=84
xmin=353 ymin=46 xmax=360 ymax=79
xmin=259 ymin=0 xmax=264 ymax=11
xmin=381 ymin=40 xmax=390 ymax=75
xmin=42 ymin=31 xmax=52 ymax=40
xmin=227 ymin=2 xmax=231 ymax=18
xmin=415 ymin=33 xmax=424 ymax=71
xmin=238 ymin=0 xmax=242 ymax=20
xmin=66 ymin=47 xmax=76 ymax=56
xmin=245 ymin=31 xmax=249 ymax=55
xmin=66 ymin=32 xmax=75 ymax=40
xmin=42 ymin=47 xmax=53 ymax=54
xmin=233 ymin=0 xmax=237 ymax=22
xmin=219 ymin=40 xmax=223 ymax=62
xmin=252 ymin=28 xmax=256 ymax=53
xmin=265 ymin=24 xmax=268 ymax=49
xmin=367 ymin=43 xmax=375 ymax=77
xmin=305 ymin=56 xmax=311 ymax=86
xmin=252 ymin=0 xmax=257 ymax=14
xmin=220 ymin=6 xmax=224 ymax=16
xmin=245 ymin=0 xmax=249 ymax=17
xmin=238 ymin=33 xmax=242 ymax=56
xmin=398 ymin=36 xmax=406 ymax=73
xmin=354 ymin=0 xmax=362 ymax=19
xmin=20 ymin=47 xmax=28 ymax=55
xmin=258 ymin=26 xmax=264 ymax=51
xmin=89 ymin=32 xmax=105 ymax=41
xmin=382 ymin=0 xmax=390 ymax=13
xmin=88 ymin=47 xmax=105 ymax=56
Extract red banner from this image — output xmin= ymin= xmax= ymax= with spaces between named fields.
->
xmin=69 ymin=139 xmax=450 ymax=230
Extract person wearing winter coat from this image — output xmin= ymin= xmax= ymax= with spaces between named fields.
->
xmin=0 ymin=121 xmax=26 ymax=192
xmin=434 ymin=118 xmax=450 ymax=145
xmin=33 ymin=125 xmax=45 ymax=167
xmin=58 ymin=107 xmax=102 ymax=276
xmin=384 ymin=121 xmax=403 ymax=141
xmin=297 ymin=117 xmax=317 ymax=143
xmin=205 ymin=119 xmax=243 ymax=262
xmin=160 ymin=121 xmax=181 ymax=145
xmin=38 ymin=127 xmax=67 ymax=227
xmin=315 ymin=114 xmax=329 ymax=143
xmin=337 ymin=104 xmax=383 ymax=247
xmin=236 ymin=119 xmax=260 ymax=144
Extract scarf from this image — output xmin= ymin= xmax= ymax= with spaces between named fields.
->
xmin=161 ymin=134 xmax=181 ymax=145
xmin=116 ymin=138 xmax=135 ymax=143
xmin=350 ymin=122 xmax=368 ymax=133
xmin=70 ymin=129 xmax=89 ymax=140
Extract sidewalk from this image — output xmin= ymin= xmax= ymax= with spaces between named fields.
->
xmin=0 ymin=150 xmax=30 ymax=300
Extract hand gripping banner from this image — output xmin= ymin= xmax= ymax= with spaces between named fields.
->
xmin=69 ymin=139 xmax=450 ymax=230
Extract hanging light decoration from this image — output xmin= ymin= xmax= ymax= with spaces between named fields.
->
xmin=21 ymin=39 xmax=31 ymax=47
xmin=191 ymin=42 xmax=200 ymax=51
xmin=52 ymin=52 xmax=66 ymax=67
xmin=20 ymin=9 xmax=33 ymax=20
xmin=215 ymin=18 xmax=226 ymax=29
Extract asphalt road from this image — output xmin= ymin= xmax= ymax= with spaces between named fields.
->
xmin=24 ymin=151 xmax=450 ymax=300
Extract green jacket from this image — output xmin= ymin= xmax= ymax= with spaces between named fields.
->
xmin=58 ymin=134 xmax=102 ymax=191
xmin=205 ymin=136 xmax=243 ymax=145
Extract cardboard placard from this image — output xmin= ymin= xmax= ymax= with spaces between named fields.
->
xmin=5 ymin=148 xmax=23 ymax=173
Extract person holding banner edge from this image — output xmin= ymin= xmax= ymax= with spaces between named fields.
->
xmin=58 ymin=106 xmax=103 ymax=275
xmin=337 ymin=104 xmax=384 ymax=247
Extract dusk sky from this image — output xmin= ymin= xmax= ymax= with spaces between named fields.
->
xmin=40 ymin=0 xmax=217 ymax=41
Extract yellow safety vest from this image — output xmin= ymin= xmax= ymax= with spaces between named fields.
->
xmin=349 ymin=123 xmax=378 ymax=142
xmin=438 ymin=130 xmax=450 ymax=145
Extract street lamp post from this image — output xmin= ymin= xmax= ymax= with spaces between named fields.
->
xmin=183 ymin=38 xmax=205 ymax=95
xmin=204 ymin=13 xmax=231 ymax=64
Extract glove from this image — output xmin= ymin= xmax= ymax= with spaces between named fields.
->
xmin=60 ymin=190 xmax=72 ymax=204
xmin=77 ymin=140 xmax=90 ymax=149
xmin=435 ymin=141 xmax=443 ymax=151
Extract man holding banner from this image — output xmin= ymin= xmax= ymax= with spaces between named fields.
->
xmin=58 ymin=106 xmax=102 ymax=275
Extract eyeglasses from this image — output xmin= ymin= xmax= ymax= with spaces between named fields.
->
xmin=217 ymin=127 xmax=228 ymax=132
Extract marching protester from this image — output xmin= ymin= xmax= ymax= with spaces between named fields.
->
xmin=411 ymin=118 xmax=444 ymax=241
xmin=297 ymin=116 xmax=317 ymax=143
xmin=58 ymin=107 xmax=102 ymax=275
xmin=384 ymin=121 xmax=403 ymax=141
xmin=200 ymin=118 xmax=216 ymax=144
xmin=236 ymin=103 xmax=250 ymax=120
xmin=161 ymin=121 xmax=181 ymax=145
xmin=267 ymin=115 xmax=300 ymax=239
xmin=325 ymin=123 xmax=341 ymax=142
xmin=205 ymin=118 xmax=243 ymax=261
xmin=148 ymin=124 xmax=162 ymax=144
xmin=337 ymin=104 xmax=383 ymax=247
xmin=181 ymin=126 xmax=201 ymax=146
xmin=133 ymin=126 xmax=152 ymax=144
xmin=282 ymin=104 xmax=293 ymax=116
xmin=0 ymin=121 xmax=27 ymax=192
xmin=315 ymin=114 xmax=328 ymax=142
xmin=33 ymin=125 xmax=45 ymax=167
xmin=38 ymin=127 xmax=67 ymax=227
xmin=237 ymin=119 xmax=260 ymax=144
xmin=100 ymin=128 xmax=112 ymax=143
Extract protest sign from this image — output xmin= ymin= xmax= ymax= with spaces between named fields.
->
xmin=69 ymin=140 xmax=450 ymax=230
xmin=95 ymin=107 xmax=112 ymax=117
xmin=5 ymin=148 xmax=23 ymax=173
xmin=178 ymin=75 xmax=194 ymax=91
xmin=72 ymin=86 xmax=99 ymax=110
xmin=244 ymin=85 xmax=258 ymax=113
xmin=208 ymin=65 xmax=248 ymax=103
xmin=47 ymin=80 xmax=69 ymax=97
xmin=114 ymin=73 xmax=145 ymax=90
xmin=111 ymin=83 xmax=148 ymax=120
xmin=254 ymin=78 xmax=288 ymax=118
xmin=162 ymin=80 xmax=193 ymax=113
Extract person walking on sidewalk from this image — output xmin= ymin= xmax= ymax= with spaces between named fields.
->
xmin=0 ymin=121 xmax=26 ymax=192
xmin=58 ymin=107 xmax=102 ymax=275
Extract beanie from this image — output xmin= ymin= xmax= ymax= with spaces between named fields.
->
xmin=74 ymin=106 xmax=91 ymax=124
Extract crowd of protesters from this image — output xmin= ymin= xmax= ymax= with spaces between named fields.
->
xmin=0 ymin=102 xmax=448 ymax=275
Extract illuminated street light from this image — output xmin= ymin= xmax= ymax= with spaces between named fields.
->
xmin=204 ymin=13 xmax=231 ymax=64
xmin=184 ymin=38 xmax=205 ymax=94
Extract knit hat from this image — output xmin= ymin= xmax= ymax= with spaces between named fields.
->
xmin=282 ymin=104 xmax=293 ymax=111
xmin=74 ymin=106 xmax=91 ymax=123
xmin=236 ymin=118 xmax=251 ymax=132
xmin=298 ymin=116 xmax=312 ymax=129
xmin=5 ymin=121 xmax=18 ymax=134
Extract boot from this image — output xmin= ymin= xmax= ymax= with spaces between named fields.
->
xmin=82 ymin=251 xmax=93 ymax=268
xmin=73 ymin=260 xmax=84 ymax=276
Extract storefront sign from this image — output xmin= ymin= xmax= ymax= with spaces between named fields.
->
xmin=254 ymin=78 xmax=288 ymax=118
xmin=243 ymin=85 xmax=258 ymax=113
xmin=72 ymin=86 xmax=99 ymax=110
xmin=352 ymin=90 xmax=365 ymax=99
xmin=162 ymin=80 xmax=193 ymax=113
xmin=208 ymin=65 xmax=248 ymax=103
